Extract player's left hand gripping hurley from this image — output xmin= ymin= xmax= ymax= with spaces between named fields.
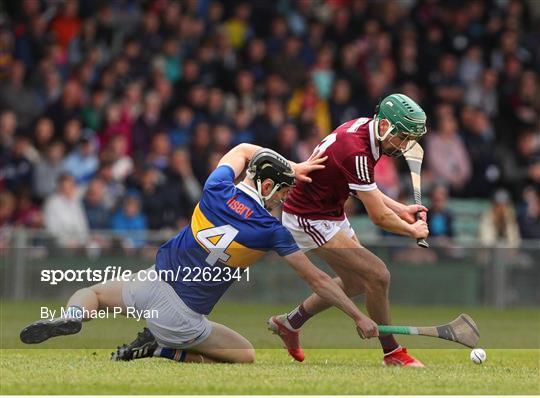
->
xmin=403 ymin=143 xmax=429 ymax=248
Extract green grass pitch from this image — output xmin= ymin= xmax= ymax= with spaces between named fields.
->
xmin=1 ymin=301 xmax=539 ymax=394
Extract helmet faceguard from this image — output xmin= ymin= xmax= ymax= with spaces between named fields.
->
xmin=374 ymin=94 xmax=427 ymax=158
xmin=247 ymin=148 xmax=295 ymax=206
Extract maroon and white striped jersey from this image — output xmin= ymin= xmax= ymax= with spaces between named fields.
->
xmin=284 ymin=117 xmax=381 ymax=220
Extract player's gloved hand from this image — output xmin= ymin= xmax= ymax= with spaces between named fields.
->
xmin=292 ymin=151 xmax=328 ymax=183
xmin=356 ymin=316 xmax=379 ymax=339
xmin=410 ymin=219 xmax=429 ymax=239
xmin=398 ymin=204 xmax=428 ymax=223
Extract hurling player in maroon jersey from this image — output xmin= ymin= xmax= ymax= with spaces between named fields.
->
xmin=268 ymin=94 xmax=430 ymax=367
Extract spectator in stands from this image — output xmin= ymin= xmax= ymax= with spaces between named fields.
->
xmin=146 ymin=132 xmax=171 ymax=171
xmin=243 ymin=38 xmax=269 ymax=84
xmin=426 ymin=115 xmax=471 ymax=196
xmin=274 ymin=122 xmax=302 ymax=164
xmin=464 ymin=68 xmax=499 ymax=117
xmin=32 ymin=141 xmax=65 ymax=201
xmin=329 ymin=78 xmax=358 ymax=128
xmin=132 ymin=92 xmax=165 ymax=160
xmin=427 ymin=183 xmax=455 ymax=239
xmin=502 ymin=130 xmax=540 ymax=195
xmin=212 ymin=123 xmax=233 ymax=154
xmin=225 ymin=2 xmax=253 ymax=49
xmin=517 ymin=186 xmax=540 ymax=239
xmin=478 ymin=189 xmax=521 ymax=247
xmin=81 ymin=86 xmax=108 ymax=132
xmin=459 ymin=46 xmax=484 ymax=86
xmin=0 ymin=191 xmax=16 ymax=227
xmin=95 ymin=162 xmax=125 ymax=210
xmin=231 ymin=107 xmax=254 ymax=145
xmin=49 ymin=0 xmax=81 ymax=51
xmin=0 ymin=110 xmax=17 ymax=163
xmin=189 ymin=121 xmax=212 ymax=184
xmin=264 ymin=73 xmax=289 ymax=104
xmin=62 ymin=130 xmax=99 ymax=184
xmin=2 ymin=135 xmax=34 ymax=195
xmin=14 ymin=189 xmax=42 ymax=228
xmin=43 ymin=173 xmax=89 ymax=248
xmin=0 ymin=60 xmax=42 ymax=129
xmin=137 ymin=167 xmax=167 ymax=230
xmin=173 ymin=58 xmax=200 ymax=105
xmin=430 ymin=53 xmax=464 ymax=105
xmin=105 ymin=135 xmax=133 ymax=183
xmin=509 ymin=70 xmax=540 ymax=128
xmin=45 ymin=80 xmax=84 ymax=133
xmin=32 ymin=117 xmax=55 ymax=154
xmin=288 ymin=79 xmax=331 ymax=137
xmin=155 ymin=37 xmax=182 ymax=84
xmin=462 ymin=109 xmax=502 ymax=197
xmin=83 ymin=178 xmax=110 ymax=231
xmin=110 ymin=194 xmax=147 ymax=249
xmin=161 ymin=148 xmax=202 ymax=228
xmin=206 ymin=88 xmax=228 ymax=125
xmin=167 ymin=105 xmax=194 ymax=148
xmin=228 ymin=70 xmax=258 ymax=118
xmin=99 ymin=102 xmax=133 ymax=156
xmin=39 ymin=69 xmax=63 ymax=107
xmin=61 ymin=118 xmax=83 ymax=153
xmin=311 ymin=46 xmax=335 ymax=100
xmin=272 ymin=35 xmax=307 ymax=90
xmin=252 ymin=98 xmax=286 ymax=149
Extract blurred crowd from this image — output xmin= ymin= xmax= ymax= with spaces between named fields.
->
xmin=0 ymin=0 xmax=539 ymax=248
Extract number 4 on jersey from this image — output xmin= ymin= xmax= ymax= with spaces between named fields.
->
xmin=196 ymin=225 xmax=239 ymax=265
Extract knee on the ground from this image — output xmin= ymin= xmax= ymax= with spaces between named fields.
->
xmin=235 ymin=348 xmax=256 ymax=364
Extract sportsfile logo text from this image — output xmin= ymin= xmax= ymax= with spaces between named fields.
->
xmin=40 ymin=265 xmax=250 ymax=285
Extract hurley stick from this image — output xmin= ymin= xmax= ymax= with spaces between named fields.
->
xmin=378 ymin=313 xmax=480 ymax=348
xmin=403 ymin=143 xmax=429 ymax=248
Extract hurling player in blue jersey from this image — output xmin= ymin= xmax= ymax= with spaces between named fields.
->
xmin=20 ymin=144 xmax=378 ymax=364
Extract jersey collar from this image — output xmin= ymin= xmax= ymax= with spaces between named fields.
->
xmin=237 ymin=182 xmax=265 ymax=209
xmin=369 ymin=120 xmax=381 ymax=161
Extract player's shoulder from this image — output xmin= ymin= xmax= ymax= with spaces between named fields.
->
xmin=332 ymin=117 xmax=375 ymax=158
xmin=333 ymin=117 xmax=372 ymax=135
xmin=204 ymin=164 xmax=235 ymax=190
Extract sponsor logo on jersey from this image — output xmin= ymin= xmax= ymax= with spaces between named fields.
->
xmin=226 ymin=196 xmax=254 ymax=219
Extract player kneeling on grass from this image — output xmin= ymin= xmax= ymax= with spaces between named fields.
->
xmin=20 ymin=144 xmax=379 ymax=364
xmin=268 ymin=93 xmax=430 ymax=367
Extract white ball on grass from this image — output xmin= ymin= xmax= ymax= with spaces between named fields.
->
xmin=470 ymin=348 xmax=487 ymax=364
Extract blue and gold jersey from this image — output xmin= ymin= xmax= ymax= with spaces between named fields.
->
xmin=155 ymin=165 xmax=299 ymax=314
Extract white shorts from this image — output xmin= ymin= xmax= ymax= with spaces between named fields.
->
xmin=282 ymin=211 xmax=355 ymax=251
xmin=122 ymin=266 xmax=213 ymax=349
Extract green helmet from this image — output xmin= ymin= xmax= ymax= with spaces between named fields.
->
xmin=374 ymin=93 xmax=427 ymax=156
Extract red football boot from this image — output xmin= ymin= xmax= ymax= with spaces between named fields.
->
xmin=267 ymin=314 xmax=305 ymax=362
xmin=383 ymin=346 xmax=425 ymax=367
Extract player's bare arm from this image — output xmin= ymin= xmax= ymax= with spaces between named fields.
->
xmin=283 ymin=251 xmax=378 ymax=338
xmin=356 ymin=188 xmax=429 ymax=239
xmin=379 ymin=191 xmax=428 ymax=223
